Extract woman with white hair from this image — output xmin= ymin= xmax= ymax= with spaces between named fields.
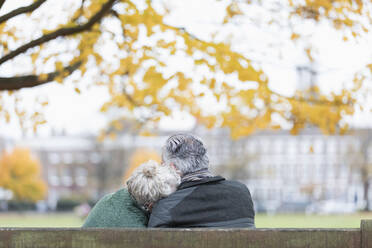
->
xmin=83 ymin=160 xmax=180 ymax=228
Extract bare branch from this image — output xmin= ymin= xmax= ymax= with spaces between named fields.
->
xmin=110 ymin=9 xmax=120 ymax=18
xmin=0 ymin=0 xmax=117 ymax=66
xmin=0 ymin=61 xmax=81 ymax=90
xmin=0 ymin=0 xmax=6 ymax=10
xmin=0 ymin=0 xmax=47 ymax=25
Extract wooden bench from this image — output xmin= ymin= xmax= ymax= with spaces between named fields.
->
xmin=0 ymin=219 xmax=371 ymax=248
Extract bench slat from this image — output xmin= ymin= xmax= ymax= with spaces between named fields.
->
xmin=0 ymin=228 xmax=364 ymax=248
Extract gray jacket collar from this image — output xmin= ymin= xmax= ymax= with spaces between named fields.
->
xmin=177 ymin=176 xmax=225 ymax=190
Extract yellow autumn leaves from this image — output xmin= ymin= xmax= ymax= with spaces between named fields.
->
xmin=0 ymin=148 xmax=47 ymax=202
xmin=0 ymin=0 xmax=370 ymax=139
xmin=123 ymin=148 xmax=161 ymax=182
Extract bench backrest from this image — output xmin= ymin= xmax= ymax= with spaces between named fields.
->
xmin=0 ymin=219 xmax=371 ymax=248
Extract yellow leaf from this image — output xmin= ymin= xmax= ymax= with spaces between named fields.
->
xmin=309 ymin=146 xmax=314 ymax=153
xmin=38 ymin=74 xmax=48 ymax=81
xmin=305 ymin=48 xmax=314 ymax=62
xmin=55 ymin=61 xmax=63 ymax=71
xmin=290 ymin=33 xmax=300 ymax=41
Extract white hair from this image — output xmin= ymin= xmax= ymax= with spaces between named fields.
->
xmin=162 ymin=133 xmax=209 ymax=175
xmin=126 ymin=160 xmax=180 ymax=206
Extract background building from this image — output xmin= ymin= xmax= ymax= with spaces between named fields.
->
xmin=1 ymin=126 xmax=371 ymax=212
xmin=195 ymin=126 xmax=372 ymax=212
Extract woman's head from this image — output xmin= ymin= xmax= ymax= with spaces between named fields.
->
xmin=126 ymin=160 xmax=180 ymax=210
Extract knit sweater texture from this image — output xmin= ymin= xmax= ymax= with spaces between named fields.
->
xmin=82 ymin=188 xmax=147 ymax=228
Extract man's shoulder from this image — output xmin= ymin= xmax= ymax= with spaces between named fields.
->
xmin=155 ymin=178 xmax=250 ymax=209
xmin=187 ymin=177 xmax=250 ymax=193
xmin=218 ymin=179 xmax=252 ymax=195
xmin=220 ymin=179 xmax=249 ymax=188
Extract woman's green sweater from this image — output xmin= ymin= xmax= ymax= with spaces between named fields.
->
xmin=82 ymin=188 xmax=147 ymax=228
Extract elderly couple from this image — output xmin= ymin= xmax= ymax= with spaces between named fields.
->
xmin=83 ymin=133 xmax=255 ymax=228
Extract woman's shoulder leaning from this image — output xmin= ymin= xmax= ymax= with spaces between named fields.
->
xmin=103 ymin=188 xmax=134 ymax=206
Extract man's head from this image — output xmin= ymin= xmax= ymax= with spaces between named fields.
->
xmin=161 ymin=133 xmax=209 ymax=175
xmin=126 ymin=160 xmax=180 ymax=210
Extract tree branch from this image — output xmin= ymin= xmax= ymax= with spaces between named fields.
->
xmin=110 ymin=9 xmax=120 ymax=18
xmin=121 ymin=72 xmax=139 ymax=106
xmin=0 ymin=61 xmax=82 ymax=90
xmin=270 ymin=89 xmax=353 ymax=106
xmin=0 ymin=0 xmax=117 ymax=66
xmin=0 ymin=0 xmax=47 ymax=25
xmin=0 ymin=0 xmax=6 ymax=10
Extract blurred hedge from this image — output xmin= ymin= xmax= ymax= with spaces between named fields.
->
xmin=7 ymin=201 xmax=36 ymax=211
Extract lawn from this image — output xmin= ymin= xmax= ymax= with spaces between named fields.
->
xmin=0 ymin=212 xmax=372 ymax=228
xmin=0 ymin=213 xmax=84 ymax=228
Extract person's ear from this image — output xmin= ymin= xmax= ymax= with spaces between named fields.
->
xmin=170 ymin=162 xmax=178 ymax=171
xmin=148 ymin=202 xmax=154 ymax=212
xmin=170 ymin=162 xmax=183 ymax=176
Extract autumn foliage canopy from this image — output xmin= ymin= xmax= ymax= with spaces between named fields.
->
xmin=0 ymin=0 xmax=371 ymax=138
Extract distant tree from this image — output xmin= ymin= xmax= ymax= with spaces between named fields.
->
xmin=123 ymin=148 xmax=161 ymax=181
xmin=0 ymin=148 xmax=47 ymax=202
xmin=0 ymin=0 xmax=370 ymax=137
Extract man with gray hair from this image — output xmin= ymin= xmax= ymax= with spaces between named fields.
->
xmin=148 ymin=133 xmax=255 ymax=228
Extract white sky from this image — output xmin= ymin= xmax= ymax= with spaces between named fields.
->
xmin=0 ymin=0 xmax=372 ymax=139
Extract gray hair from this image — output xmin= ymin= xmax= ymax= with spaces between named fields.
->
xmin=162 ymin=133 xmax=209 ymax=175
xmin=126 ymin=160 xmax=180 ymax=206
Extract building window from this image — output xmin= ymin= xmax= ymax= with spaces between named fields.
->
xmin=62 ymin=167 xmax=73 ymax=186
xmin=339 ymin=139 xmax=350 ymax=154
xmin=76 ymin=153 xmax=87 ymax=164
xmin=48 ymin=167 xmax=59 ymax=186
xmin=300 ymin=139 xmax=311 ymax=154
xmin=314 ymin=139 xmax=323 ymax=153
xmin=288 ymin=140 xmax=297 ymax=156
xmin=260 ymin=139 xmax=270 ymax=154
xmin=75 ymin=168 xmax=88 ymax=187
xmin=89 ymin=152 xmax=101 ymax=164
xmin=48 ymin=153 xmax=60 ymax=164
xmin=63 ymin=153 xmax=73 ymax=164
xmin=247 ymin=140 xmax=257 ymax=154
xmin=274 ymin=140 xmax=282 ymax=154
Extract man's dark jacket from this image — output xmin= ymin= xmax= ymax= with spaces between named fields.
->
xmin=148 ymin=176 xmax=255 ymax=228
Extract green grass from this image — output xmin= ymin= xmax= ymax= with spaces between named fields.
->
xmin=0 ymin=213 xmax=84 ymax=228
xmin=0 ymin=212 xmax=372 ymax=228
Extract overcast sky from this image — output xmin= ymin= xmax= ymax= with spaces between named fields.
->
xmin=1 ymin=0 xmax=371 ymax=139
